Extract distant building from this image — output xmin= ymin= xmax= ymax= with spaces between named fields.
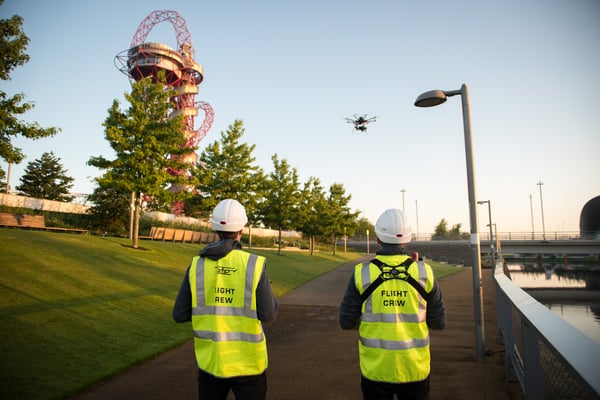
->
xmin=580 ymin=195 xmax=600 ymax=239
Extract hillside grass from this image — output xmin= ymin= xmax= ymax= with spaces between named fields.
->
xmin=0 ymin=228 xmax=459 ymax=400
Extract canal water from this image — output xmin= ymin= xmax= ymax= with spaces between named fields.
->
xmin=505 ymin=259 xmax=600 ymax=344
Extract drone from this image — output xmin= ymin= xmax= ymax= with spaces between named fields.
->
xmin=345 ymin=114 xmax=377 ymax=133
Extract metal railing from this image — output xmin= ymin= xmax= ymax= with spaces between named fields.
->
xmin=409 ymin=231 xmax=582 ymax=242
xmin=485 ymin=231 xmax=581 ymax=241
xmin=494 ymin=263 xmax=600 ymax=399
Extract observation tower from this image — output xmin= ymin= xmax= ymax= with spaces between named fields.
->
xmin=115 ymin=10 xmax=214 ymax=212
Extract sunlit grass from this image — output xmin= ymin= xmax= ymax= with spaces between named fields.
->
xmin=0 ymin=229 xmax=458 ymax=400
xmin=0 ymin=230 xmax=363 ymax=400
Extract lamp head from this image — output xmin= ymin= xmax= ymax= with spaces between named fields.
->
xmin=414 ymin=90 xmax=448 ymax=107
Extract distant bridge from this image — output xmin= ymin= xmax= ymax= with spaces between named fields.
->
xmin=340 ymin=239 xmax=600 ymax=266
xmin=491 ymin=239 xmax=600 ymax=255
xmin=408 ymin=240 xmax=600 ymax=266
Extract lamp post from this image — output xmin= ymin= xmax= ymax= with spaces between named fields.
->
xmin=537 ymin=181 xmax=546 ymax=240
xmin=401 ymin=188 xmax=406 ymax=214
xmin=5 ymin=162 xmax=11 ymax=194
xmin=491 ymin=223 xmax=498 ymax=252
xmin=415 ymin=199 xmax=420 ymax=241
xmin=478 ymin=200 xmax=495 ymax=270
xmin=529 ymin=194 xmax=535 ymax=240
xmin=415 ymin=83 xmax=485 ymax=360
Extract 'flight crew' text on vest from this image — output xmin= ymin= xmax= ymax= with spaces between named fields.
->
xmin=190 ymin=250 xmax=268 ymax=377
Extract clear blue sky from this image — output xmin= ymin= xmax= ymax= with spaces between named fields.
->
xmin=3 ymin=0 xmax=599 ymax=235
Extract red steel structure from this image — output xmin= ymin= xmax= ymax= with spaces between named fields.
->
xmin=115 ymin=10 xmax=214 ymax=212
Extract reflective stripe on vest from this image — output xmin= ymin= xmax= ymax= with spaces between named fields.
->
xmin=190 ymin=250 xmax=267 ymax=377
xmin=194 ymin=330 xmax=264 ymax=343
xmin=360 ymin=336 xmax=430 ymax=350
xmin=355 ymin=255 xmax=433 ymax=383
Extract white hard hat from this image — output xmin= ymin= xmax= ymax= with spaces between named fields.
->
xmin=210 ymin=199 xmax=248 ymax=232
xmin=375 ymin=208 xmax=412 ymax=244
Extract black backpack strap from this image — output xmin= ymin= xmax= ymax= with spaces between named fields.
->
xmin=359 ymin=273 xmax=384 ymax=304
xmin=359 ymin=258 xmax=429 ymax=304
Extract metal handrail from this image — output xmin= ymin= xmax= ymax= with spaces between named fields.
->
xmin=494 ymin=263 xmax=600 ymax=399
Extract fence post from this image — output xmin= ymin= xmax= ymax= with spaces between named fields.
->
xmin=497 ymin=287 xmax=518 ymax=382
xmin=522 ymin=320 xmax=543 ymax=399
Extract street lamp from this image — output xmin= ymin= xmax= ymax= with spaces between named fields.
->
xmin=401 ymin=188 xmax=406 ymax=214
xmin=537 ymin=181 xmax=546 ymax=240
xmin=415 ymin=199 xmax=420 ymax=241
xmin=477 ymin=200 xmax=495 ymax=271
xmin=415 ymin=83 xmax=485 ymax=360
xmin=529 ymin=194 xmax=535 ymax=240
xmin=5 ymin=162 xmax=12 ymax=194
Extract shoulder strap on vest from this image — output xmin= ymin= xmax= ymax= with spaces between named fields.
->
xmin=359 ymin=258 xmax=429 ymax=304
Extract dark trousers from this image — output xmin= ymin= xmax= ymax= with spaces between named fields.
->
xmin=361 ymin=375 xmax=430 ymax=400
xmin=197 ymin=369 xmax=267 ymax=400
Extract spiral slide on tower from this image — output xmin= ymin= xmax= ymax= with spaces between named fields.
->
xmin=115 ymin=10 xmax=215 ymax=212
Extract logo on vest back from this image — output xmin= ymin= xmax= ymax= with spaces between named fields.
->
xmin=215 ymin=266 xmax=237 ymax=275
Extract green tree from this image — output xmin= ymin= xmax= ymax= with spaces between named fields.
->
xmin=432 ymin=218 xmax=449 ymax=240
xmin=88 ymin=74 xmax=195 ymax=249
xmin=297 ymin=177 xmax=327 ymax=255
xmin=449 ymin=223 xmax=469 ymax=240
xmin=261 ymin=154 xmax=300 ymax=255
xmin=190 ymin=119 xmax=264 ymax=223
xmin=321 ymin=183 xmax=359 ymax=255
xmin=354 ymin=217 xmax=374 ymax=239
xmin=432 ymin=218 xmax=467 ymax=240
xmin=86 ymin=183 xmax=130 ymax=235
xmin=0 ymin=6 xmax=59 ymax=176
xmin=16 ymin=151 xmax=74 ymax=201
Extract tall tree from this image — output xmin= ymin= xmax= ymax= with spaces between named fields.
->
xmin=449 ymin=223 xmax=469 ymax=240
xmin=432 ymin=219 xmax=467 ymax=240
xmin=88 ymin=74 xmax=195 ymax=249
xmin=191 ymin=119 xmax=264 ymax=220
xmin=297 ymin=177 xmax=327 ymax=255
xmin=432 ymin=218 xmax=449 ymax=240
xmin=261 ymin=154 xmax=300 ymax=255
xmin=16 ymin=151 xmax=74 ymax=201
xmin=321 ymin=183 xmax=358 ymax=255
xmin=354 ymin=217 xmax=374 ymax=239
xmin=0 ymin=6 xmax=59 ymax=178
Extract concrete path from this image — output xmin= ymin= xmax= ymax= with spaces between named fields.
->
xmin=70 ymin=256 xmax=523 ymax=400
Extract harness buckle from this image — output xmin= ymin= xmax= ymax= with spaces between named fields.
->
xmin=380 ymin=265 xmax=409 ymax=281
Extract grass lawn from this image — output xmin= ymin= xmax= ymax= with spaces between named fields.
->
xmin=0 ymin=228 xmax=459 ymax=400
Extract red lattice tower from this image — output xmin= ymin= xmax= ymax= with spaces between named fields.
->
xmin=115 ymin=10 xmax=214 ymax=212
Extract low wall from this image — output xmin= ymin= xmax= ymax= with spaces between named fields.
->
xmin=144 ymin=211 xmax=302 ymax=239
xmin=147 ymin=227 xmax=217 ymax=244
xmin=0 ymin=193 xmax=90 ymax=214
xmin=0 ymin=195 xmax=300 ymax=239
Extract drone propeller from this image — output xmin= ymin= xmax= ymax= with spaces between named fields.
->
xmin=345 ymin=114 xmax=377 ymax=133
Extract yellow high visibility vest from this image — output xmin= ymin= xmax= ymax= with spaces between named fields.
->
xmin=354 ymin=255 xmax=434 ymax=383
xmin=189 ymin=250 xmax=267 ymax=377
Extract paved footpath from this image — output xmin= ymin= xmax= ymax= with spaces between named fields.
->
xmin=70 ymin=256 xmax=523 ymax=400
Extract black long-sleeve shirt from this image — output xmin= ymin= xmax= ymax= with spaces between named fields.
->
xmin=172 ymin=239 xmax=278 ymax=324
xmin=339 ymin=244 xmax=446 ymax=330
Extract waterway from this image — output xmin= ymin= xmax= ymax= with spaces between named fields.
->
xmin=505 ymin=258 xmax=600 ymax=344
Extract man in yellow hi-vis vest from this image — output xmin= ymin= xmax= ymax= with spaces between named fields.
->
xmin=173 ymin=199 xmax=278 ymax=400
xmin=340 ymin=208 xmax=446 ymax=400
